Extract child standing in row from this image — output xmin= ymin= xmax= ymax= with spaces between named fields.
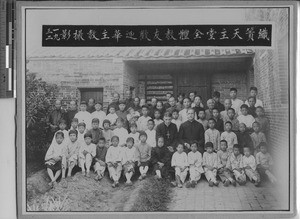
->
xmin=151 ymin=136 xmax=171 ymax=179
xmin=171 ymin=144 xmax=189 ymax=188
xmin=136 ymin=132 xmax=152 ymax=180
xmin=77 ymin=122 xmax=87 ymax=143
xmin=79 ymin=132 xmax=96 ymax=178
xmin=94 ymin=138 xmax=107 ymax=181
xmin=221 ymin=121 xmax=238 ymax=153
xmin=128 ymin=123 xmax=140 ymax=146
xmin=237 ymin=104 xmax=255 ymax=131
xmin=171 ymin=110 xmax=182 ymax=132
xmin=186 ymin=141 xmax=204 ymax=188
xmin=75 ymin=101 xmax=92 ymax=130
xmin=106 ymin=136 xmax=123 ymax=188
xmin=105 ymin=106 xmax=118 ymax=128
xmin=122 ymin=137 xmax=137 ymax=186
xmin=205 ymin=118 xmax=220 ymax=151
xmin=69 ymin=118 xmax=79 ymax=132
xmin=145 ymin=120 xmax=156 ymax=148
xmin=224 ymin=108 xmax=239 ymax=132
xmin=89 ymin=118 xmax=103 ymax=145
xmin=250 ymin=122 xmax=267 ymax=155
xmin=212 ymin=108 xmax=224 ymax=133
xmin=137 ymin=105 xmax=151 ymax=131
xmin=197 ymin=108 xmax=208 ymax=131
xmin=203 ymin=142 xmax=219 ymax=187
xmin=102 ymin=120 xmax=114 ymax=147
xmin=113 ymin=118 xmax=128 ymax=147
xmin=91 ymin=102 xmax=106 ymax=129
xmin=153 ymin=110 xmax=163 ymax=130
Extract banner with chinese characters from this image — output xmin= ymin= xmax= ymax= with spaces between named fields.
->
xmin=42 ymin=25 xmax=272 ymax=47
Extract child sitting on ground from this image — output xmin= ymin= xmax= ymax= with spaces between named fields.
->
xmin=217 ymin=140 xmax=236 ymax=187
xmin=89 ymin=118 xmax=103 ymax=145
xmin=77 ymin=122 xmax=87 ymax=143
xmin=226 ymin=144 xmax=246 ymax=185
xmin=102 ymin=119 xmax=114 ymax=147
xmin=197 ymin=108 xmax=208 ymax=131
xmin=250 ymin=122 xmax=267 ymax=155
xmin=171 ymin=143 xmax=189 ymax=188
xmin=113 ymin=118 xmax=129 ymax=147
xmin=242 ymin=147 xmax=260 ymax=186
xmin=212 ymin=108 xmax=224 ymax=132
xmin=105 ymin=106 xmax=118 ymax=129
xmin=128 ymin=123 xmax=140 ymax=146
xmin=171 ymin=109 xmax=182 ymax=132
xmin=237 ymin=104 xmax=255 ymax=131
xmin=151 ymin=136 xmax=171 ymax=179
xmin=256 ymin=142 xmax=277 ymax=184
xmin=45 ymin=131 xmax=66 ymax=187
xmin=69 ymin=118 xmax=79 ymax=132
xmin=93 ymin=137 xmax=107 ymax=181
xmin=91 ymin=102 xmax=106 ymax=129
xmin=203 ymin=142 xmax=219 ymax=187
xmin=186 ymin=141 xmax=204 ymax=188
xmin=78 ymin=132 xmax=96 ymax=178
xmin=121 ymin=137 xmax=137 ymax=186
xmin=223 ymin=108 xmax=240 ymax=133
xmin=153 ymin=109 xmax=164 ymax=130
xmin=61 ymin=130 xmax=80 ymax=179
xmin=205 ymin=118 xmax=220 ymax=151
xmin=221 ymin=121 xmax=238 ymax=153
xmin=135 ymin=132 xmax=152 ymax=180
xmin=106 ymin=136 xmax=123 ymax=188
xmin=145 ymin=119 xmax=156 ymax=148
xmin=237 ymin=123 xmax=254 ymax=152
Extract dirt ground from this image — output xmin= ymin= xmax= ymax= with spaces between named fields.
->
xmin=26 ymin=170 xmax=145 ymax=211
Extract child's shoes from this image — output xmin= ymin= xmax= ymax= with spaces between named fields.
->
xmin=223 ymin=180 xmax=230 ymax=187
xmin=214 ymin=181 xmax=219 ymax=186
xmin=208 ymin=180 xmax=214 ymax=187
xmin=191 ymin=180 xmax=196 ymax=188
xmin=186 ymin=181 xmax=191 ymax=188
xmin=231 ymin=180 xmax=237 ymax=187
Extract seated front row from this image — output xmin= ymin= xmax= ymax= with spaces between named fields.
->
xmin=45 ymin=130 xmax=277 ymax=188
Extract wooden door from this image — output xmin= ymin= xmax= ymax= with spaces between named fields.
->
xmin=176 ymin=72 xmax=211 ymax=103
xmin=80 ymin=88 xmax=104 ymax=103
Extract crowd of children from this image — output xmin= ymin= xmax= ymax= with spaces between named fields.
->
xmin=44 ymin=87 xmax=276 ymax=188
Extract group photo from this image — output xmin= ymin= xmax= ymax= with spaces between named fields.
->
xmin=22 ymin=4 xmax=292 ymax=214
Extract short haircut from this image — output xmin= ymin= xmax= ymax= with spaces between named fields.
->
xmin=183 ymin=97 xmax=191 ymax=102
xmin=258 ymin=142 xmax=267 ymax=148
xmin=166 ymin=92 xmax=172 ymax=96
xmin=134 ymin=97 xmax=140 ymax=101
xmin=154 ymin=109 xmax=161 ymax=114
xmin=116 ymin=117 xmax=124 ymax=123
xmin=102 ymin=119 xmax=111 ymax=126
xmin=126 ymin=137 xmax=134 ymax=144
xmin=71 ymin=118 xmax=79 ymax=123
xmin=109 ymin=105 xmax=116 ymax=110
xmin=248 ymin=96 xmax=256 ymax=101
xmin=194 ymin=95 xmax=203 ymax=100
xmin=69 ymin=129 xmax=78 ymax=136
xmin=157 ymin=101 xmax=163 ymax=105
xmin=208 ymin=118 xmax=216 ymax=123
xmin=92 ymin=118 xmax=100 ymax=124
xmin=139 ymin=131 xmax=148 ymax=139
xmin=252 ymin=121 xmax=260 ymax=127
xmin=59 ymin=119 xmax=67 ymax=125
xmin=212 ymin=108 xmax=219 ymax=112
xmin=55 ymin=131 xmax=64 ymax=138
xmin=250 ymin=86 xmax=258 ymax=92
xmin=207 ymin=99 xmax=215 ymax=105
xmin=256 ymin=106 xmax=265 ymax=112
xmin=230 ymin=88 xmax=237 ymax=92
xmin=220 ymin=139 xmax=228 ymax=145
xmin=189 ymin=91 xmax=196 ymax=95
xmin=157 ymin=136 xmax=164 ymax=141
xmin=177 ymin=93 xmax=185 ymax=97
xmin=130 ymin=122 xmax=137 ymax=128
xmin=243 ymin=146 xmax=251 ymax=151
xmin=205 ymin=142 xmax=213 ymax=149
xmin=95 ymin=102 xmax=102 ymax=105
xmin=187 ymin=108 xmax=195 ymax=113
xmin=239 ymin=123 xmax=246 ymax=128
xmin=240 ymin=104 xmax=249 ymax=110
xmin=172 ymin=109 xmax=179 ymax=114
xmin=212 ymin=91 xmax=221 ymax=98
xmin=147 ymin=119 xmax=154 ymax=124
xmin=141 ymin=105 xmax=149 ymax=110
xmin=233 ymin=144 xmax=240 ymax=150
xmin=84 ymin=132 xmax=92 ymax=139
xmin=198 ymin=107 xmax=206 ymax=113
xmin=80 ymin=101 xmax=87 ymax=105
xmin=111 ymin=135 xmax=119 ymax=142
xmin=228 ymin=108 xmax=235 ymax=113
xmin=225 ymin=121 xmax=232 ymax=126
xmin=78 ymin=122 xmax=86 ymax=128
xmin=164 ymin=112 xmax=172 ymax=118
xmin=191 ymin=140 xmax=198 ymax=146
xmin=119 ymin=100 xmax=126 ymax=105
xmin=98 ymin=137 xmax=106 ymax=142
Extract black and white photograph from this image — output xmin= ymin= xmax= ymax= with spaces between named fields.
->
xmin=16 ymin=1 xmax=296 ymax=217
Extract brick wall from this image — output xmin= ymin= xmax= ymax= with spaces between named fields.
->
xmin=27 ymin=58 xmax=124 ymax=110
xmin=123 ymin=62 xmax=139 ymax=98
xmin=245 ymin=8 xmax=289 ymax=198
xmin=211 ymin=71 xmax=248 ymax=103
